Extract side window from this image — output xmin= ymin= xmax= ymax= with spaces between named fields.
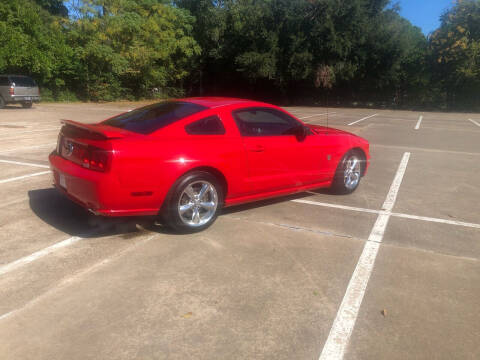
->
xmin=185 ymin=115 xmax=226 ymax=135
xmin=0 ymin=77 xmax=9 ymax=86
xmin=233 ymin=108 xmax=300 ymax=136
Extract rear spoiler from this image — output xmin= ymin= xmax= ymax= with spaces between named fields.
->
xmin=61 ymin=119 xmax=126 ymax=139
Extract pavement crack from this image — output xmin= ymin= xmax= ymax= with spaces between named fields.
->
xmin=382 ymin=241 xmax=479 ymax=263
xmin=224 ymin=215 xmax=359 ymax=241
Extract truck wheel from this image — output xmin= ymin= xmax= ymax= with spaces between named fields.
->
xmin=0 ymin=97 xmax=5 ymax=109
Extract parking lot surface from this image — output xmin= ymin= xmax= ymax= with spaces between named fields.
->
xmin=0 ymin=102 xmax=479 ymax=359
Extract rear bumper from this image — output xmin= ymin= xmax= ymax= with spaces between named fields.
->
xmin=49 ymin=152 xmax=160 ymax=217
xmin=7 ymin=95 xmax=41 ymax=103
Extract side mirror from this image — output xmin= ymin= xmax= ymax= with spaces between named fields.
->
xmin=295 ymin=125 xmax=309 ymax=142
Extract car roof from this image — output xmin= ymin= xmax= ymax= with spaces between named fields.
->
xmin=177 ymin=97 xmax=273 ymax=109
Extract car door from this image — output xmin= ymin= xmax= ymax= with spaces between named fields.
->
xmin=232 ymin=107 xmax=321 ymax=194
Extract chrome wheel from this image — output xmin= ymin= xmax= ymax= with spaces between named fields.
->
xmin=343 ymin=155 xmax=361 ymax=190
xmin=177 ymin=181 xmax=218 ymax=227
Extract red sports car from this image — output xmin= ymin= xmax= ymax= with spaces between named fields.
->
xmin=49 ymin=98 xmax=370 ymax=232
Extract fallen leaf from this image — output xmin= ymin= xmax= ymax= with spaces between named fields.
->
xmin=182 ymin=312 xmax=193 ymax=319
xmin=381 ymin=309 xmax=387 ymax=317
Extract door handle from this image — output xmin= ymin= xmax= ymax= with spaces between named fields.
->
xmin=248 ymin=144 xmax=265 ymax=152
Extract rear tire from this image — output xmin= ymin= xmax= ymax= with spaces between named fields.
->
xmin=0 ymin=97 xmax=5 ymax=109
xmin=21 ymin=101 xmax=33 ymax=108
xmin=330 ymin=151 xmax=364 ymax=194
xmin=162 ymin=171 xmax=223 ymax=233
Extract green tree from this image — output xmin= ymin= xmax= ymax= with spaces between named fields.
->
xmin=67 ymin=0 xmax=201 ymax=100
xmin=176 ymin=0 xmax=430 ymax=106
xmin=350 ymin=6 xmax=429 ymax=106
xmin=0 ymin=0 xmax=74 ymax=97
xmin=430 ymin=0 xmax=480 ymax=109
xmin=34 ymin=0 xmax=69 ymax=17
xmin=2 ymin=0 xmax=475 ymax=109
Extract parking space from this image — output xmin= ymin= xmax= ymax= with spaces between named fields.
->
xmin=394 ymin=151 xmax=480 ymax=223
xmin=0 ymin=103 xmax=479 ymax=359
xmin=0 ymin=218 xmax=365 ymax=359
xmin=349 ymin=244 xmax=480 ymax=360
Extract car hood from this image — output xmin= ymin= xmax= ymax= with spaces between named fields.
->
xmin=306 ymin=124 xmax=369 ymax=148
xmin=306 ymin=124 xmax=356 ymax=137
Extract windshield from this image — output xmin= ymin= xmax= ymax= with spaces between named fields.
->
xmin=10 ymin=76 xmax=36 ymax=87
xmin=103 ymin=101 xmax=207 ymax=135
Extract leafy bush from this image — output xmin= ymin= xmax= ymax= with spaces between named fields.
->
xmin=55 ymin=90 xmax=79 ymax=102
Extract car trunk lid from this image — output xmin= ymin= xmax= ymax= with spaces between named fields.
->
xmin=58 ymin=120 xmax=130 ymax=172
xmin=61 ymin=119 xmax=130 ymax=140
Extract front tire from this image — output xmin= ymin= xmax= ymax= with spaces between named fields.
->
xmin=331 ymin=151 xmax=363 ymax=194
xmin=163 ymin=171 xmax=223 ymax=233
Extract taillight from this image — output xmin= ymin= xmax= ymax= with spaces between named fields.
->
xmin=9 ymin=86 xmax=14 ymax=96
xmin=81 ymin=146 xmax=110 ymax=172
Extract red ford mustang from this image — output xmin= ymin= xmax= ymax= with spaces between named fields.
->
xmin=49 ymin=98 xmax=370 ymax=232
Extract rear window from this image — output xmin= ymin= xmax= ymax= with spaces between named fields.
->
xmin=9 ymin=76 xmax=36 ymax=87
xmin=103 ymin=102 xmax=207 ymax=135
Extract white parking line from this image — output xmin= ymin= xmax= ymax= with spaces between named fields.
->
xmin=304 ymin=115 xmax=339 ymax=124
xmin=348 ymin=114 xmax=378 ymax=126
xmin=293 ymin=200 xmax=480 ymax=230
xmin=0 ymin=171 xmax=50 ymax=184
xmin=391 ymin=212 xmax=480 ymax=229
xmin=415 ymin=115 xmax=423 ymax=130
xmin=374 ymin=143 xmax=480 ymax=157
xmin=299 ymin=112 xmax=336 ymax=120
xmin=0 ymin=123 xmax=29 ymax=128
xmin=0 ymin=159 xmax=50 ymax=169
xmin=0 ymin=234 xmax=157 ymax=321
xmin=319 ymin=152 xmax=410 ymax=360
xmin=0 ymin=142 xmax=56 ymax=154
xmin=469 ymin=119 xmax=480 ymax=127
xmin=294 ymin=199 xmax=380 ymax=215
xmin=0 ymin=236 xmax=82 ymax=276
xmin=0 ymin=196 xmax=30 ymax=208
xmin=0 ymin=127 xmax=59 ymax=138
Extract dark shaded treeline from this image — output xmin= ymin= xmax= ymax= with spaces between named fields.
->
xmin=1 ymin=0 xmax=479 ymax=110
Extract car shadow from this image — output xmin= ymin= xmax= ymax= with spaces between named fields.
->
xmin=221 ymin=191 xmax=315 ymax=215
xmin=29 ymin=187 xmax=333 ymax=237
xmin=221 ymin=186 xmax=352 ymax=215
xmin=1 ymin=105 xmax=28 ymax=110
xmin=28 ymin=188 xmax=164 ymax=238
xmin=307 ymin=187 xmax=355 ymax=197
